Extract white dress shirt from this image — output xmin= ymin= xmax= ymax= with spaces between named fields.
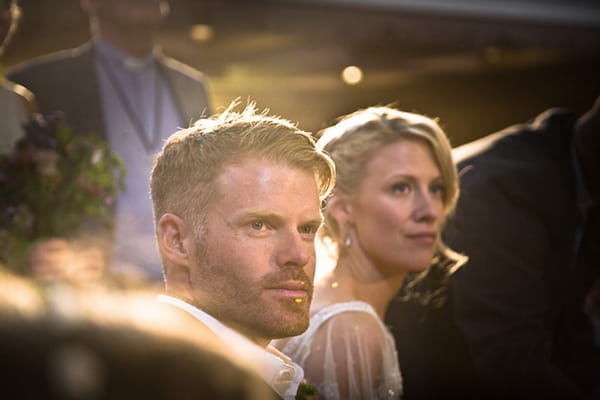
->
xmin=157 ymin=295 xmax=304 ymax=400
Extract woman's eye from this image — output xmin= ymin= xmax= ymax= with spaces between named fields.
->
xmin=430 ymin=183 xmax=446 ymax=196
xmin=392 ymin=182 xmax=410 ymax=194
xmin=250 ymin=221 xmax=265 ymax=230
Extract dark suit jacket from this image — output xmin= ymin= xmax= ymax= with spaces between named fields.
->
xmin=443 ymin=108 xmax=600 ymax=399
xmin=7 ymin=41 xmax=212 ymax=139
xmin=386 ymin=108 xmax=600 ymax=400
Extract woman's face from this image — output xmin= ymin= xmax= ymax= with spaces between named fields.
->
xmin=348 ymin=139 xmax=445 ymax=275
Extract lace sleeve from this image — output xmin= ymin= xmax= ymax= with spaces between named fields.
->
xmin=302 ymin=310 xmax=402 ymax=400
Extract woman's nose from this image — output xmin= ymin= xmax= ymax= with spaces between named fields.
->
xmin=413 ymin=190 xmax=442 ymax=223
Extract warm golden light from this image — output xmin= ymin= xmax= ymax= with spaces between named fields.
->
xmin=294 ymin=298 xmax=304 ymax=304
xmin=331 ymin=281 xmax=339 ymax=288
xmin=189 ymin=24 xmax=214 ymax=42
xmin=341 ymin=65 xmax=363 ymax=85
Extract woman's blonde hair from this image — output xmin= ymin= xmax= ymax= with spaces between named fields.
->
xmin=317 ymin=106 xmax=465 ymax=306
xmin=317 ymin=106 xmax=459 ymax=245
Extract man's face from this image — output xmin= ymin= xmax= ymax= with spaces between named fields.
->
xmin=188 ymin=158 xmax=322 ymax=345
xmin=92 ymin=0 xmax=167 ymax=31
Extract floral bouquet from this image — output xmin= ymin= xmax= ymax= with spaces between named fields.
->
xmin=296 ymin=380 xmax=319 ymax=400
xmin=0 ymin=112 xmax=125 ymax=274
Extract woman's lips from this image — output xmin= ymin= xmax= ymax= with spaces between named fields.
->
xmin=405 ymin=232 xmax=436 ymax=245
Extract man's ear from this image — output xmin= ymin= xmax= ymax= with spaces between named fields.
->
xmin=157 ymin=213 xmax=193 ymax=294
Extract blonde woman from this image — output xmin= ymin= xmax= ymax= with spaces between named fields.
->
xmin=274 ymin=106 xmax=464 ymax=399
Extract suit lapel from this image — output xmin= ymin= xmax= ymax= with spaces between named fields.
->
xmin=71 ymin=42 xmax=107 ymax=139
xmin=157 ymin=54 xmax=211 ymax=127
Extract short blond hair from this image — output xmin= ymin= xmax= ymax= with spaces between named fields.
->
xmin=150 ymin=102 xmax=336 ymax=236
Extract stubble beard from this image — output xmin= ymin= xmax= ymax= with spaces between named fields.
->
xmin=191 ymin=240 xmax=314 ymax=341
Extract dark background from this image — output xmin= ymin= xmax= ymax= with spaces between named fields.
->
xmin=4 ymin=0 xmax=600 ymax=145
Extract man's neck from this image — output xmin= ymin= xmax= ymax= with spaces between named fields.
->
xmin=164 ymin=292 xmax=272 ymax=348
xmin=96 ymin=28 xmax=156 ymax=58
xmin=228 ymin=323 xmax=271 ymax=348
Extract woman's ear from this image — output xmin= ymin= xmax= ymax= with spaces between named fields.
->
xmin=157 ymin=213 xmax=192 ymax=293
xmin=326 ymin=189 xmax=353 ymax=224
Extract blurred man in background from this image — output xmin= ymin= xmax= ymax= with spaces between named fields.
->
xmin=8 ymin=0 xmax=212 ymax=280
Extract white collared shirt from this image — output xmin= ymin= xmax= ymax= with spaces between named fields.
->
xmin=157 ymin=295 xmax=304 ymax=400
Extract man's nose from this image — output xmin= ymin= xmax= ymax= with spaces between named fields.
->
xmin=276 ymin=230 xmax=312 ymax=268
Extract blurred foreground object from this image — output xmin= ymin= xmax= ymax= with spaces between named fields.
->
xmin=0 ymin=268 xmax=276 ymax=399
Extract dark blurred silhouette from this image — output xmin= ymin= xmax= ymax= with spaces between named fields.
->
xmin=0 ymin=268 xmax=278 ymax=400
xmin=7 ymin=0 xmax=212 ymax=280
xmin=443 ymin=97 xmax=600 ymax=399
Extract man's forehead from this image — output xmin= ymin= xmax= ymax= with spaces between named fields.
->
xmin=218 ymin=158 xmax=314 ymax=183
xmin=212 ymin=160 xmax=320 ymax=210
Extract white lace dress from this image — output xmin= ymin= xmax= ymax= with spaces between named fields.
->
xmin=280 ymin=301 xmax=402 ymax=400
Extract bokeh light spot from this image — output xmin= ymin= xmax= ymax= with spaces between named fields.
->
xmin=189 ymin=24 xmax=214 ymax=42
xmin=341 ymin=65 xmax=363 ymax=85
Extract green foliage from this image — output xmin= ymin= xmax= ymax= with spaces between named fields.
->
xmin=0 ymin=113 xmax=125 ymax=273
xmin=296 ymin=380 xmax=319 ymax=400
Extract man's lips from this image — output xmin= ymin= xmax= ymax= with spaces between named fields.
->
xmin=266 ymin=280 xmax=310 ymax=300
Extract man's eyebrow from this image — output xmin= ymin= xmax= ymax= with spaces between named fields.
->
xmin=236 ymin=210 xmax=284 ymax=224
xmin=242 ymin=210 xmax=280 ymax=219
xmin=304 ymin=216 xmax=324 ymax=226
xmin=239 ymin=211 xmax=323 ymax=226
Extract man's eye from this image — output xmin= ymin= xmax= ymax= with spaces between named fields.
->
xmin=299 ymin=225 xmax=318 ymax=235
xmin=251 ymin=221 xmax=264 ymax=230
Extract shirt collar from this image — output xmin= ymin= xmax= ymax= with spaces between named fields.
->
xmin=157 ymin=295 xmax=304 ymax=400
xmin=94 ymin=37 xmax=157 ymax=71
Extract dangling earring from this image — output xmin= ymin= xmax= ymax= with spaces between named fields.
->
xmin=344 ymin=232 xmax=352 ymax=248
